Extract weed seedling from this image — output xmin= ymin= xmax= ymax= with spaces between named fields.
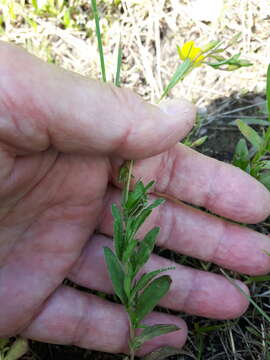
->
xmin=233 ymin=64 xmax=270 ymax=190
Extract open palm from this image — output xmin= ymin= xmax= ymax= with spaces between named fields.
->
xmin=1 ymin=42 xmax=270 ymax=356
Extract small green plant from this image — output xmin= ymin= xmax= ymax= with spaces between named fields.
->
xmin=90 ymin=2 xmax=251 ymax=357
xmin=232 ymin=64 xmax=270 ymax=190
xmin=0 ymin=338 xmax=28 ymax=360
xmin=104 ymin=168 xmax=179 ymax=360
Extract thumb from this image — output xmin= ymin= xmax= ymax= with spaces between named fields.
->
xmin=0 ymin=42 xmax=196 ymax=159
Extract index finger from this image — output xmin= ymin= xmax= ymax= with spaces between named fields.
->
xmin=122 ymin=143 xmax=270 ymax=223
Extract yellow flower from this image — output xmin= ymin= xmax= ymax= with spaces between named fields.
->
xmin=177 ymin=40 xmax=205 ymax=65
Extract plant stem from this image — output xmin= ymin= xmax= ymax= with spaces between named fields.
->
xmin=124 ymin=160 xmax=134 ymax=205
xmin=129 ymin=317 xmax=135 ymax=360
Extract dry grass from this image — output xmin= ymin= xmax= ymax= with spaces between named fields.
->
xmin=0 ymin=0 xmax=270 ymax=359
xmin=1 ymin=0 xmax=269 ymax=105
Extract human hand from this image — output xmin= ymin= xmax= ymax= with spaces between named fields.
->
xmin=0 ymin=42 xmax=270 ymax=356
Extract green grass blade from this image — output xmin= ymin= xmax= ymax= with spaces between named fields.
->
xmin=91 ymin=0 xmax=106 ymax=83
xmin=115 ymin=40 xmax=122 ymax=87
xmin=267 ymin=64 xmax=270 ymax=121
xmin=220 ymin=269 xmax=270 ymax=323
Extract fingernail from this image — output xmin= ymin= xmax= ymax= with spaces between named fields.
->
xmin=159 ymin=98 xmax=196 ymax=118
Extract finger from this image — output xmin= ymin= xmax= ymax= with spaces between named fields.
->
xmin=69 ymin=235 xmax=249 ymax=320
xmin=99 ymin=187 xmax=270 ymax=276
xmin=0 ymin=178 xmax=100 ymax=337
xmin=22 ymin=285 xmax=187 ymax=357
xmin=0 ymin=41 xmax=195 ymax=158
xmin=112 ymin=143 xmax=270 ymax=223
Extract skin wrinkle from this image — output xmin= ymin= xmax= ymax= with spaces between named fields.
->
xmin=0 ymin=217 xmax=94 ymax=335
xmin=0 ymin=146 xmax=14 ymax=186
xmin=70 ymin=294 xmax=89 ymax=347
xmin=0 ymin=82 xmax=49 ymax=154
xmin=67 ymin=233 xmax=93 ymax=283
xmin=210 ymin=219 xmax=232 ymax=266
xmin=0 ymin=151 xmax=60 ymax=225
xmin=201 ymin=159 xmax=222 ymax=210
xmin=156 ymin=147 xmax=178 ymax=194
xmin=157 ymin=200 xmax=176 ymax=248
xmin=74 ymin=295 xmax=129 ymax=353
xmin=17 ymin=285 xmax=58 ymax=337
xmin=180 ymin=268 xmax=198 ymax=315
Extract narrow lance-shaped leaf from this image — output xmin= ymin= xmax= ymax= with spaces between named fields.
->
xmin=258 ymin=172 xmax=270 ymax=191
xmin=111 ymin=204 xmax=124 ymax=260
xmin=160 ymin=59 xmax=192 ymax=100
xmin=125 ymin=181 xmax=147 ymax=215
xmin=125 ymin=180 xmax=155 ymax=216
xmin=5 ymin=338 xmax=28 ymax=360
xmin=134 ymin=227 xmax=160 ymax=275
xmin=131 ymin=199 xmax=165 ymax=236
xmin=131 ymin=324 xmax=179 ymax=351
xmin=91 ymin=0 xmax=106 ymax=82
xmin=236 ymin=119 xmax=263 ymax=150
xmin=141 ymin=346 xmax=184 ymax=360
xmin=114 ymin=40 xmax=122 ymax=87
xmin=0 ymin=338 xmax=9 ymax=349
xmin=122 ymin=238 xmax=138 ymax=264
xmin=232 ymin=138 xmax=250 ymax=172
xmin=103 ymin=247 xmax=127 ymax=305
xmin=261 ymin=161 xmax=270 ymax=170
xmin=124 ymin=262 xmax=135 ymax=298
xmin=131 ymin=267 xmax=175 ymax=299
xmin=134 ymin=275 xmax=172 ymax=326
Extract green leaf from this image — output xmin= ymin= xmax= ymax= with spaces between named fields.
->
xmin=245 ymin=274 xmax=270 ymax=284
xmin=63 ymin=8 xmax=72 ymax=28
xmin=230 ymin=118 xmax=270 ymax=126
xmin=5 ymin=338 xmax=28 ymax=360
xmin=141 ymin=346 xmax=184 ymax=360
xmin=232 ymin=138 xmax=250 ymax=171
xmin=134 ymin=227 xmax=160 ymax=274
xmin=190 ymin=135 xmax=208 ymax=148
xmin=103 ymin=247 xmax=127 ymax=304
xmin=258 ymin=172 xmax=270 ymax=190
xmin=261 ymin=161 xmax=270 ymax=170
xmin=31 ymin=0 xmax=38 ymax=11
xmin=91 ymin=0 xmax=106 ymax=82
xmin=131 ymin=199 xmax=165 ymax=236
xmin=236 ymin=119 xmax=263 ymax=149
xmin=161 ymin=59 xmax=192 ymax=99
xmin=114 ymin=40 xmax=122 ymax=87
xmin=111 ymin=204 xmax=124 ymax=260
xmin=132 ymin=267 xmax=175 ymax=298
xmin=125 ymin=180 xmax=155 ymax=215
xmin=131 ymin=324 xmax=179 ymax=350
xmin=0 ymin=338 xmax=9 ymax=350
xmin=122 ymin=238 xmax=138 ymax=264
xmin=126 ymin=181 xmax=147 ymax=214
xmin=124 ymin=262 xmax=134 ymax=298
xmin=135 ymin=275 xmax=172 ymax=325
xmin=267 ymin=64 xmax=270 ymax=121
